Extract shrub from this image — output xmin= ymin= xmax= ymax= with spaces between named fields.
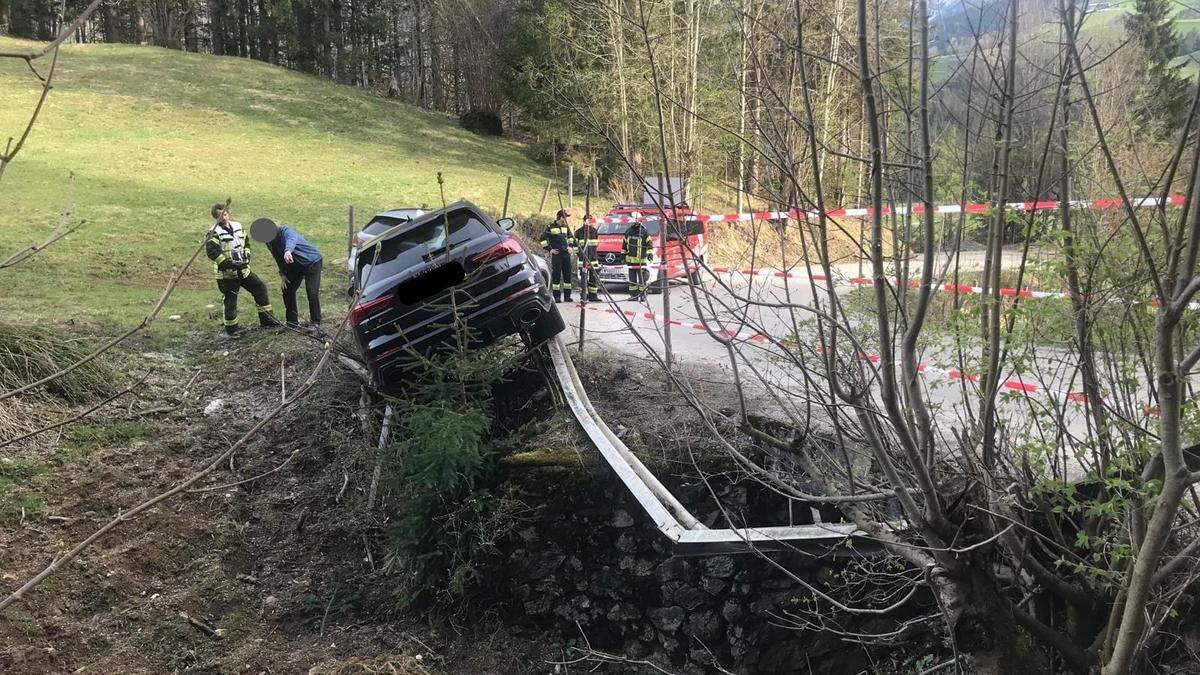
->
xmin=380 ymin=344 xmax=524 ymax=610
xmin=459 ymin=108 xmax=503 ymax=136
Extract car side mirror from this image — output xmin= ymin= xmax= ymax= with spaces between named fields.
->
xmin=498 ymin=217 xmax=515 ymax=231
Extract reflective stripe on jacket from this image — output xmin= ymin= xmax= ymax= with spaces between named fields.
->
xmin=574 ymin=224 xmax=599 ymax=262
xmin=539 ymin=221 xmax=575 ymax=253
xmin=205 ymin=220 xmax=251 ymax=280
xmin=622 ymin=224 xmax=653 ymax=265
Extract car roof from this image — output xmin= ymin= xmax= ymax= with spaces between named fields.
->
xmin=374 ymin=207 xmax=426 ymax=219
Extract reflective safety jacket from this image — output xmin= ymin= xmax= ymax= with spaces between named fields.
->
xmin=623 ymin=223 xmax=653 ymax=266
xmin=539 ymin=220 xmax=575 ymax=254
xmin=205 ymin=220 xmax=252 ymax=280
xmin=574 ymin=223 xmax=599 ymax=263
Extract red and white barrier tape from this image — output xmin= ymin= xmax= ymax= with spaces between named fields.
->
xmin=587 ymin=194 xmax=1185 ymax=226
xmin=707 ymin=265 xmax=1071 ymax=299
xmin=581 ymin=302 xmax=1092 ymax=404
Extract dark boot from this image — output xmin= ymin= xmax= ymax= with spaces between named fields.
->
xmin=587 ymin=293 xmax=599 ymax=302
xmin=553 ymin=292 xmax=561 ymax=303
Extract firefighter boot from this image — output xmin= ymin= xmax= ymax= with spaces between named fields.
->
xmin=553 ymin=291 xmax=561 ymax=303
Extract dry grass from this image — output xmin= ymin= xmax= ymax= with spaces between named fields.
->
xmin=709 ymin=217 xmax=896 ymax=268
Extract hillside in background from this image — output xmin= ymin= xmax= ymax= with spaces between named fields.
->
xmin=934 ymin=0 xmax=1200 ymax=75
xmin=0 ymin=38 xmax=550 ymax=327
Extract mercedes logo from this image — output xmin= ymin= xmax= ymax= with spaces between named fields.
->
xmin=603 ymin=253 xmax=618 ymax=263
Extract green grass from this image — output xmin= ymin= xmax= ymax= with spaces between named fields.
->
xmin=66 ymin=420 xmax=153 ymax=449
xmin=0 ymin=38 xmax=550 ymax=329
xmin=0 ymin=458 xmax=45 ymax=524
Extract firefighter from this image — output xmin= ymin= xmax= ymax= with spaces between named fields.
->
xmin=623 ymin=215 xmax=654 ymax=302
xmin=539 ymin=209 xmax=575 ymax=302
xmin=205 ymin=203 xmax=279 ymax=338
xmin=574 ymin=214 xmax=600 ymax=302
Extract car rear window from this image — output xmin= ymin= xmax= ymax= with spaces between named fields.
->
xmin=363 ymin=216 xmax=409 ymax=236
xmin=357 ymin=208 xmax=495 ymax=286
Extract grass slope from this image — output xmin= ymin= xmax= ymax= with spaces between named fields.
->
xmin=0 ymin=38 xmax=550 ymax=329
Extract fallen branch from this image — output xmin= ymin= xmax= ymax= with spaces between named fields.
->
xmin=0 ymin=299 xmax=355 ymax=613
xmin=185 ymin=449 xmax=300 ymax=494
xmin=178 ymin=611 xmax=224 ymax=639
xmin=0 ymin=373 xmax=149 ymax=450
xmin=0 ymin=244 xmax=380 ymax=614
xmin=0 ymin=241 xmax=205 ymax=403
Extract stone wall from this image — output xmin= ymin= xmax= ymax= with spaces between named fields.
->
xmin=495 ymin=453 xmax=938 ymax=673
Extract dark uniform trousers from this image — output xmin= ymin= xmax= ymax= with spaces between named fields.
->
xmin=624 ymin=226 xmax=653 ymax=300
xmin=575 ymin=224 xmax=600 ymax=300
xmin=282 ymin=259 xmax=323 ymax=325
xmin=539 ymin=222 xmax=575 ymax=301
xmin=219 ymin=271 xmax=275 ymax=332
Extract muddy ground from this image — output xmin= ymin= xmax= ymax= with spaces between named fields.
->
xmin=0 ymin=328 xmax=579 ymax=674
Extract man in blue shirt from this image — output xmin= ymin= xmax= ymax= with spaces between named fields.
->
xmin=250 ymin=218 xmax=325 ymax=332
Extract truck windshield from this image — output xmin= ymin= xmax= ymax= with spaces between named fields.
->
xmin=598 ymin=219 xmax=661 ymax=236
xmin=357 ymin=208 xmax=493 ymax=285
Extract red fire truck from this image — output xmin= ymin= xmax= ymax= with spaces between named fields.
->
xmin=594 ymin=177 xmax=709 ymax=292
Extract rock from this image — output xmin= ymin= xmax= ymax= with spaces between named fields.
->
xmin=686 ymin=610 xmax=721 ymax=643
xmin=624 ymin=639 xmax=651 ymax=660
xmin=721 ymin=599 xmax=745 ymax=623
xmin=606 ymin=602 xmax=641 ymax=622
xmin=762 ymin=575 xmax=795 ymax=590
xmin=702 ymin=556 xmax=735 ymax=579
xmin=611 ymin=509 xmax=635 ymax=528
xmin=523 ymin=579 xmax=560 ymax=616
xmin=701 ymin=576 xmax=727 ymax=596
xmin=656 ymin=557 xmax=694 ymax=584
xmin=665 ymin=583 xmax=709 ymax=611
xmin=203 ymin=399 xmax=225 ymax=416
xmin=648 ymin=606 xmax=686 ymax=633
xmin=520 ymin=544 xmax=565 ymax=580
xmin=615 ymin=532 xmax=639 ymax=554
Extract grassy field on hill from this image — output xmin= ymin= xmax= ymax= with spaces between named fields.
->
xmin=0 ymin=38 xmax=550 ymax=333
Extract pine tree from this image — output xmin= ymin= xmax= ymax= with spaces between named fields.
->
xmin=1125 ymin=0 xmax=1192 ymax=131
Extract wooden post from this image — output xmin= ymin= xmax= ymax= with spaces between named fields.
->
xmin=537 ymin=179 xmax=551 ymax=215
xmin=502 ymin=176 xmax=512 ymax=218
xmin=347 ymin=205 xmax=355 ymax=257
xmin=579 ymin=178 xmax=591 ymax=354
xmin=568 ymin=164 xmax=574 ymax=210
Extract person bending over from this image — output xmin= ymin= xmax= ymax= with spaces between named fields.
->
xmin=250 ymin=218 xmax=324 ymax=334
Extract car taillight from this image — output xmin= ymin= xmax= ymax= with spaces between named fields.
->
xmin=469 ymin=236 xmax=523 ymax=264
xmin=350 ymin=294 xmax=391 ymax=325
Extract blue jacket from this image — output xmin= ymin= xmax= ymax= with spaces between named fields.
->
xmin=268 ymin=225 xmax=323 ymax=273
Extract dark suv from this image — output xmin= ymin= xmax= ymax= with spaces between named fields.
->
xmin=349 ymin=201 xmax=564 ymax=389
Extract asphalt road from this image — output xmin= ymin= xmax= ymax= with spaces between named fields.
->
xmin=562 ymin=259 xmax=1103 ymax=470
